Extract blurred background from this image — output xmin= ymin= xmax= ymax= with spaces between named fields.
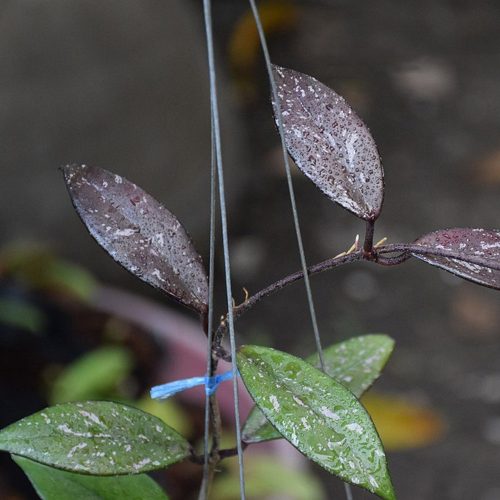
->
xmin=1 ymin=0 xmax=499 ymax=498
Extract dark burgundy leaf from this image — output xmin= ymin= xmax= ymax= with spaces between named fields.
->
xmin=62 ymin=164 xmax=208 ymax=313
xmin=412 ymin=228 xmax=500 ymax=289
xmin=272 ymin=65 xmax=384 ymax=221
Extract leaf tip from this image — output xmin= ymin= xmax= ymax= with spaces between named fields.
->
xmin=61 ymin=163 xmax=86 ymax=184
xmin=271 ymin=63 xmax=284 ymax=74
xmin=382 ymin=482 xmax=397 ymax=500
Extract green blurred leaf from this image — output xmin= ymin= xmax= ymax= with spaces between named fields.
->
xmin=50 ymin=347 xmax=133 ymax=404
xmin=47 ymin=260 xmax=97 ymax=300
xmin=0 ymin=298 xmax=46 ymax=334
xmin=13 ymin=455 xmax=168 ymax=500
xmin=237 ymin=345 xmax=395 ymax=500
xmin=0 ymin=401 xmax=190 ymax=475
xmin=212 ymin=456 xmax=324 ymax=500
xmin=1 ymin=245 xmax=96 ymax=300
xmin=243 ymin=335 xmax=394 ymax=443
xmin=136 ymin=397 xmax=192 ymax=438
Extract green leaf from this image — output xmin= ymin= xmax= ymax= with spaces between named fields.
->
xmin=0 ymin=245 xmax=97 ymax=301
xmin=50 ymin=347 xmax=133 ymax=404
xmin=0 ymin=401 xmax=191 ymax=475
xmin=46 ymin=259 xmax=97 ymax=301
xmin=0 ymin=298 xmax=46 ymax=334
xmin=243 ymin=335 xmax=394 ymax=443
xmin=237 ymin=345 xmax=395 ymax=500
xmin=13 ymin=455 xmax=169 ymax=500
xmin=136 ymin=396 xmax=192 ymax=438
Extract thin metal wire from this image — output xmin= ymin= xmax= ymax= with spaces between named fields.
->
xmin=199 ymin=122 xmax=217 ymax=500
xmin=344 ymin=482 xmax=354 ymax=500
xmin=248 ymin=2 xmax=353 ymax=497
xmin=202 ymin=1 xmax=246 ymax=498
xmin=247 ymin=0 xmax=325 ymax=372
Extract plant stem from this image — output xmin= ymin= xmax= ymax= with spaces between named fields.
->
xmin=197 ymin=397 xmax=220 ymax=493
xmin=198 ymin=345 xmax=223 ymax=499
xmin=378 ymin=243 xmax=500 ymax=271
xmin=213 ymin=251 xmax=362 ymax=357
xmin=212 ymin=238 xmax=500 ymax=360
xmin=376 ymin=252 xmax=412 ymax=266
xmin=193 ymin=441 xmax=248 ymax=464
xmin=363 ymin=219 xmax=375 ymax=258
xmin=236 ymin=253 xmax=362 ymax=319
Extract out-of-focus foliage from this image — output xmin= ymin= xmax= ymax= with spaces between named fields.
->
xmin=362 ymin=392 xmax=446 ymax=451
xmin=0 ymin=297 xmax=46 ymax=335
xmin=49 ymin=346 xmax=134 ymax=404
xmin=229 ymin=0 xmax=298 ymax=100
xmin=136 ymin=396 xmax=192 ymax=438
xmin=0 ymin=245 xmax=97 ymax=300
xmin=212 ymin=455 xmax=324 ymax=500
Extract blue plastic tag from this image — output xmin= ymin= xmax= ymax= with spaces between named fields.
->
xmin=150 ymin=370 xmax=235 ymax=400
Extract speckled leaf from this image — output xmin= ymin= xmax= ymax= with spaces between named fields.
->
xmin=62 ymin=164 xmax=208 ymax=313
xmin=0 ymin=401 xmax=190 ymax=475
xmin=243 ymin=335 xmax=394 ymax=443
xmin=237 ymin=346 xmax=395 ymax=500
xmin=13 ymin=455 xmax=169 ymax=500
xmin=272 ymin=65 xmax=384 ymax=221
xmin=412 ymin=228 xmax=500 ymax=289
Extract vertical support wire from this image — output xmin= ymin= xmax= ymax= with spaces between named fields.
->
xmin=248 ymin=2 xmax=353 ymax=498
xmin=203 ymin=1 xmax=246 ymax=499
xmin=247 ymin=0 xmax=325 ymax=371
xmin=344 ymin=481 xmax=354 ymax=500
xmin=200 ymin=123 xmax=217 ymax=500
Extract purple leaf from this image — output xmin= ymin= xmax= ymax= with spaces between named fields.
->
xmin=412 ymin=228 xmax=500 ymax=289
xmin=272 ymin=65 xmax=384 ymax=221
xmin=62 ymin=164 xmax=208 ymax=313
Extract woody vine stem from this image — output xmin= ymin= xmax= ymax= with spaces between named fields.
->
xmin=191 ymin=222 xmax=411 ymax=457
xmin=210 ymin=223 xmax=500 ymax=363
xmin=195 ymin=221 xmax=500 ymax=474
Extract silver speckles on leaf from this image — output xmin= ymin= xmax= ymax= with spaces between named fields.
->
xmin=237 ymin=345 xmax=395 ymax=500
xmin=413 ymin=228 xmax=500 ymax=289
xmin=272 ymin=65 xmax=384 ymax=221
xmin=62 ymin=165 xmax=208 ymax=314
xmin=242 ymin=335 xmax=395 ymax=444
xmin=0 ymin=401 xmax=190 ymax=475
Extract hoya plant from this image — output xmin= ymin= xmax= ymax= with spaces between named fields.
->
xmin=1 ymin=5 xmax=499 ymax=500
